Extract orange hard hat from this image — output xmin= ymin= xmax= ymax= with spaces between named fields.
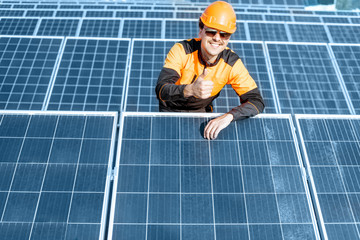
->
xmin=200 ymin=1 xmax=237 ymax=34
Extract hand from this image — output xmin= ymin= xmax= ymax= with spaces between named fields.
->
xmin=204 ymin=113 xmax=234 ymax=140
xmin=184 ymin=69 xmax=214 ymax=99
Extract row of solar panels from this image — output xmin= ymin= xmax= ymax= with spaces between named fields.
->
xmin=1 ymin=111 xmax=359 ymax=240
xmin=1 ymin=36 xmax=359 ymax=115
xmin=1 ymin=8 xmax=360 ymax=20
xmin=1 ymin=18 xmax=360 ymax=43
xmin=0 ymin=0 xmax=312 ymax=7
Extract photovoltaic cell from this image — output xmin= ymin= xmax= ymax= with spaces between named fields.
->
xmin=146 ymin=11 xmax=173 ymax=18
xmin=176 ymin=12 xmax=201 ymax=19
xmin=47 ymin=38 xmax=129 ymax=111
xmin=0 ymin=112 xmax=116 ymax=240
xmin=322 ymin=17 xmax=350 ymax=24
xmin=109 ymin=114 xmax=319 ymax=240
xmin=267 ymin=43 xmax=350 ymax=114
xmin=331 ymin=45 xmax=360 ymax=114
xmin=294 ymin=16 xmax=321 ymax=23
xmin=328 ymin=25 xmax=360 ymax=44
xmin=37 ymin=19 xmax=79 ymax=36
xmin=248 ymin=23 xmax=289 ymax=41
xmin=350 ymin=18 xmax=360 ymax=24
xmin=79 ymin=19 xmax=121 ymax=38
xmin=237 ymin=13 xmax=263 ymax=21
xmin=0 ymin=37 xmax=62 ymax=110
xmin=288 ymin=24 xmax=329 ymax=43
xmin=115 ymin=11 xmax=144 ymax=18
xmin=265 ymin=14 xmax=292 ymax=22
xmin=0 ymin=18 xmax=38 ymax=35
xmin=297 ymin=116 xmax=360 ymax=240
xmin=122 ymin=20 xmax=162 ymax=38
xmin=165 ymin=20 xmax=198 ymax=39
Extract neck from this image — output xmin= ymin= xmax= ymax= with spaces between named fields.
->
xmin=200 ymin=48 xmax=217 ymax=64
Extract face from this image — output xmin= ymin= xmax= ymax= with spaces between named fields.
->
xmin=199 ymin=26 xmax=231 ymax=62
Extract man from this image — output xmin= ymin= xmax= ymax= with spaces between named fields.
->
xmin=155 ymin=1 xmax=265 ymax=140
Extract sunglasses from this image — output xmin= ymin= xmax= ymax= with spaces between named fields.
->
xmin=204 ymin=28 xmax=231 ymax=39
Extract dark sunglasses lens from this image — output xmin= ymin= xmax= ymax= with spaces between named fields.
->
xmin=205 ymin=30 xmax=217 ymax=37
xmin=220 ymin=32 xmax=231 ymax=38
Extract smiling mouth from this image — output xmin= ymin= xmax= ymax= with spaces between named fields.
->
xmin=210 ymin=43 xmax=220 ymax=48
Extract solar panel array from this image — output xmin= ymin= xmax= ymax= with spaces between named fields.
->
xmin=1 ymin=0 xmax=360 ymax=240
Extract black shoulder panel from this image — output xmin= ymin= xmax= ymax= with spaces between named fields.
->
xmin=178 ymin=39 xmax=201 ymax=55
xmin=221 ymin=48 xmax=240 ymax=67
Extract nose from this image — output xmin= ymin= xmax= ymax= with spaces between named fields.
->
xmin=213 ymin=32 xmax=221 ymax=41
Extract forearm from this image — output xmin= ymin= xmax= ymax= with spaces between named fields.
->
xmin=228 ymin=88 xmax=265 ymax=121
xmin=156 ymin=67 xmax=187 ymax=102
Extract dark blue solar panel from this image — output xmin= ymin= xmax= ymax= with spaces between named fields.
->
xmin=0 ymin=18 xmax=38 ymax=35
xmin=165 ymin=20 xmax=198 ymax=39
xmin=328 ymin=25 xmax=360 ymax=44
xmin=110 ymin=115 xmax=319 ymax=240
xmin=36 ymin=5 xmax=58 ymax=9
xmin=0 ymin=112 xmax=116 ymax=240
xmin=13 ymin=4 xmax=35 ymax=9
xmin=322 ymin=17 xmax=350 ymax=24
xmin=267 ymin=43 xmax=351 ymax=114
xmin=248 ymin=23 xmax=289 ymax=41
xmin=115 ymin=11 xmax=144 ymax=17
xmin=297 ymin=116 xmax=360 ymax=240
xmin=350 ymin=18 xmax=360 ymax=24
xmin=59 ymin=5 xmax=81 ymax=9
xmin=176 ymin=12 xmax=201 ymax=19
xmin=47 ymin=38 xmax=129 ymax=111
xmin=288 ymin=24 xmax=329 ymax=42
xmin=265 ymin=14 xmax=292 ymax=21
xmin=146 ymin=11 xmax=173 ymax=18
xmin=0 ymin=37 xmax=62 ymax=110
xmin=0 ymin=10 xmax=24 ymax=17
xmin=55 ymin=10 xmax=83 ymax=17
xmin=25 ymin=10 xmax=54 ymax=17
xmin=331 ymin=45 xmax=360 ymax=114
xmin=37 ymin=19 xmax=79 ymax=36
xmin=294 ymin=16 xmax=321 ymax=22
xmin=122 ymin=20 xmax=162 ymax=38
xmin=237 ymin=13 xmax=263 ymax=21
xmin=79 ymin=19 xmax=121 ymax=38
xmin=85 ymin=10 xmax=113 ymax=18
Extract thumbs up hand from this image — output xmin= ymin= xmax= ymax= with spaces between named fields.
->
xmin=183 ymin=69 xmax=214 ymax=99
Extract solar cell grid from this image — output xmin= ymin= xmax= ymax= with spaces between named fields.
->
xmin=296 ymin=115 xmax=360 ymax=240
xmin=122 ymin=19 xmax=162 ymax=39
xmin=248 ymin=22 xmax=289 ymax=41
xmin=47 ymin=38 xmax=130 ymax=111
xmin=37 ymin=18 xmax=79 ymax=36
xmin=0 ymin=36 xmax=62 ymax=110
xmin=0 ymin=111 xmax=117 ymax=240
xmin=109 ymin=114 xmax=319 ymax=240
xmin=0 ymin=18 xmax=38 ymax=35
xmin=85 ymin=10 xmax=113 ymax=18
xmin=331 ymin=44 xmax=360 ymax=114
xmin=264 ymin=14 xmax=292 ymax=22
xmin=0 ymin=10 xmax=24 ymax=17
xmin=328 ymin=25 xmax=360 ymax=44
xmin=293 ymin=15 xmax=321 ymax=23
xmin=322 ymin=17 xmax=350 ymax=24
xmin=79 ymin=19 xmax=121 ymax=38
xmin=55 ymin=10 xmax=83 ymax=17
xmin=288 ymin=23 xmax=329 ymax=43
xmin=237 ymin=13 xmax=263 ymax=21
xmin=267 ymin=43 xmax=351 ymax=114
xmin=25 ymin=10 xmax=53 ymax=17
xmin=165 ymin=20 xmax=198 ymax=39
xmin=115 ymin=11 xmax=143 ymax=18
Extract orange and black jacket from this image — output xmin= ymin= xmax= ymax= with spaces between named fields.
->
xmin=155 ymin=38 xmax=265 ymax=121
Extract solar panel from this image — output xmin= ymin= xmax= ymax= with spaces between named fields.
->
xmin=46 ymin=37 xmax=130 ymax=111
xmin=0 ymin=10 xmax=24 ymax=17
xmin=122 ymin=19 xmax=162 ymax=39
xmin=248 ymin=22 xmax=289 ymax=41
xmin=237 ymin=13 xmax=263 ymax=21
xmin=79 ymin=19 xmax=121 ymax=38
xmin=25 ymin=10 xmax=54 ymax=17
xmin=165 ymin=20 xmax=198 ymax=39
xmin=293 ymin=15 xmax=321 ymax=23
xmin=55 ymin=10 xmax=83 ymax=17
xmin=322 ymin=17 xmax=350 ymax=24
xmin=264 ymin=14 xmax=292 ymax=21
xmin=108 ymin=113 xmax=320 ymax=240
xmin=296 ymin=115 xmax=360 ymax=240
xmin=330 ymin=44 xmax=360 ymax=114
xmin=266 ymin=43 xmax=351 ymax=114
xmin=115 ymin=11 xmax=144 ymax=18
xmin=85 ymin=10 xmax=113 ymax=18
xmin=0 ymin=18 xmax=38 ymax=35
xmin=37 ymin=18 xmax=79 ymax=36
xmin=328 ymin=25 xmax=360 ymax=44
xmin=0 ymin=36 xmax=63 ymax=110
xmin=0 ymin=111 xmax=117 ymax=240
xmin=288 ymin=23 xmax=329 ymax=42
xmin=350 ymin=18 xmax=360 ymax=24
xmin=146 ymin=11 xmax=173 ymax=18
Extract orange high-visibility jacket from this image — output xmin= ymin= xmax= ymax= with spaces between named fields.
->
xmin=155 ymin=38 xmax=265 ymax=120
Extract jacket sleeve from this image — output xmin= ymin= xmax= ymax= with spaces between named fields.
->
xmin=155 ymin=43 xmax=188 ymax=102
xmin=227 ymin=59 xmax=265 ymax=121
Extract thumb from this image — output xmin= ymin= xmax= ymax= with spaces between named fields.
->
xmin=200 ymin=68 xmax=208 ymax=78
